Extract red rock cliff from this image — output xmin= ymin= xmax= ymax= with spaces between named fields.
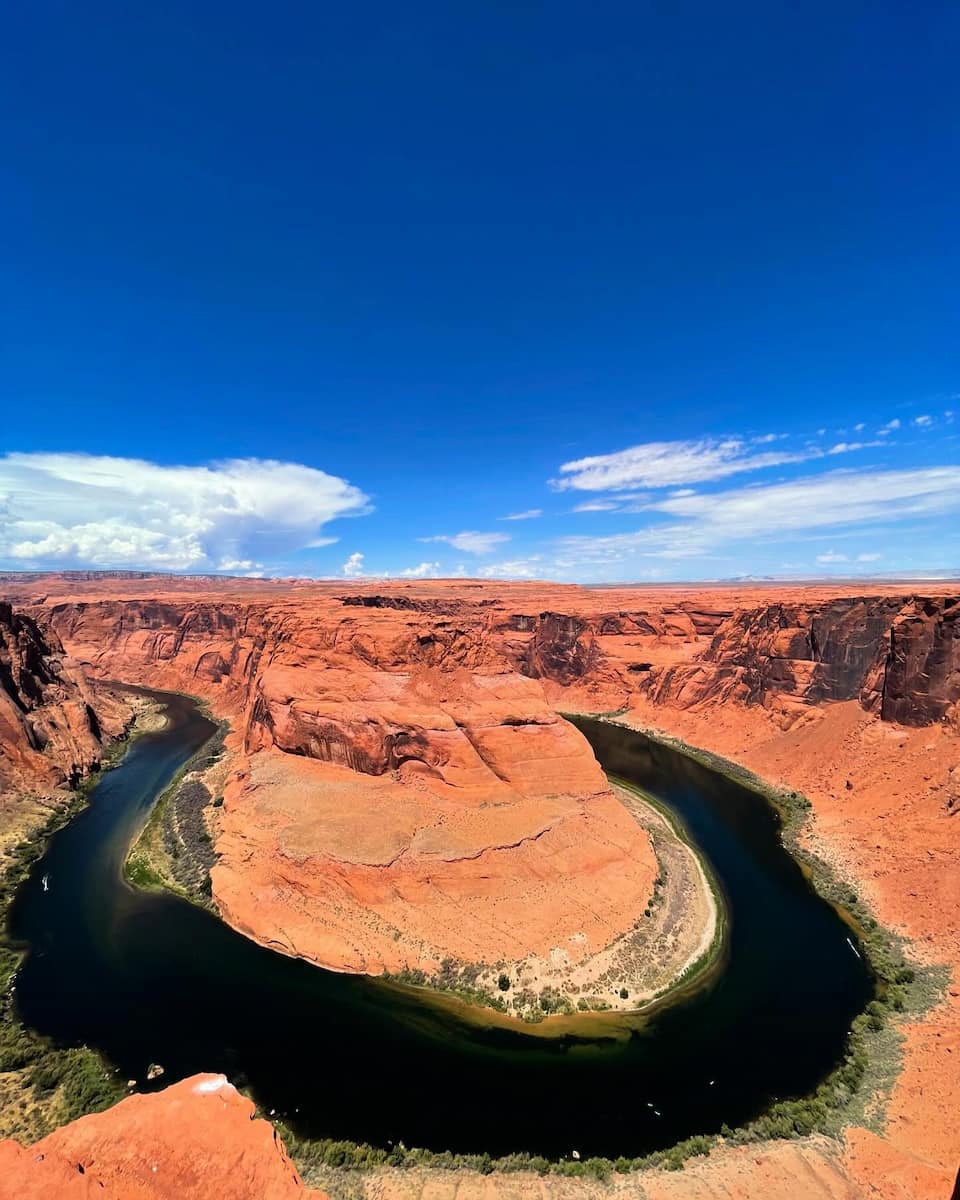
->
xmin=0 ymin=601 xmax=126 ymax=793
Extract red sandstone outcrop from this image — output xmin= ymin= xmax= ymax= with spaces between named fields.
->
xmin=2 ymin=574 xmax=959 ymax=1200
xmin=0 ymin=601 xmax=128 ymax=794
xmin=0 ymin=1074 xmax=324 ymax=1199
xmin=218 ymin=657 xmax=657 ymax=973
xmin=23 ymin=588 xmax=658 ymax=978
xmin=862 ymin=595 xmax=960 ymax=725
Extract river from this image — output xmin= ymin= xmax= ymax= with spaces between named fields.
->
xmin=7 ymin=689 xmax=874 ymax=1159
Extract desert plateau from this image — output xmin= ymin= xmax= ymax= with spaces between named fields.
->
xmin=1 ymin=573 xmax=957 ymax=1199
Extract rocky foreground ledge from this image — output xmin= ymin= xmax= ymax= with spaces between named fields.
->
xmin=0 ymin=1075 xmax=323 ymax=1200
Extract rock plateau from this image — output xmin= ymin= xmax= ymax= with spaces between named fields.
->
xmin=0 ymin=573 xmax=958 ymax=1200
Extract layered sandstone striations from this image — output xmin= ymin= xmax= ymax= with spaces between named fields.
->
xmin=0 ymin=600 xmax=135 ymax=864
xmin=217 ymin=666 xmax=656 ymax=977
xmin=3 ymin=574 xmax=959 ymax=1200
xmin=0 ymin=602 xmax=111 ymax=794
xmin=30 ymin=588 xmax=660 ymax=984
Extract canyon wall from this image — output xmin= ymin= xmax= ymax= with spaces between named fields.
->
xmin=20 ymin=588 xmax=658 ymax=980
xmin=2 ymin=575 xmax=959 ymax=1200
xmin=3 ymin=579 xmax=955 ymax=982
xmin=29 ymin=583 xmax=959 ymax=731
xmin=0 ymin=601 xmax=128 ymax=795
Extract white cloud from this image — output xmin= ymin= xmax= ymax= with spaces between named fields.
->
xmin=751 ymin=433 xmax=781 ymax=444
xmin=877 ymin=418 xmax=901 ymax=435
xmin=857 ymin=552 xmax=882 ymax=562
xmin=398 ymin=561 xmax=440 ymax=578
xmin=854 ymin=422 xmax=866 ymax=432
xmin=0 ymin=453 xmax=369 ymax=571
xmin=499 ymin=509 xmax=542 ymax=521
xmin=477 ymin=556 xmax=543 ymax=579
xmin=828 ymin=440 xmax=882 ymax=455
xmin=573 ymin=499 xmax=624 ymax=512
xmin=816 ymin=550 xmax=848 ymax=563
xmin=655 ymin=466 xmax=960 ymax=535
xmin=914 ymin=414 xmax=933 ymax=427
xmin=551 ymin=436 xmax=819 ymax=493
xmin=342 ymin=551 xmax=365 ymax=577
xmin=420 ymin=530 xmax=510 ymax=555
xmin=555 ymin=466 xmax=960 ymax=566
xmin=572 ymin=492 xmax=653 ymax=514
xmin=218 ymin=557 xmax=261 ymax=572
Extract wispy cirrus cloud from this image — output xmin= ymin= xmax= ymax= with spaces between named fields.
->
xmin=827 ymin=440 xmax=883 ymax=454
xmin=573 ymin=492 xmax=651 ymax=514
xmin=420 ymin=530 xmax=510 ymax=554
xmin=0 ymin=453 xmax=370 ymax=572
xmin=555 ymin=466 xmax=960 ymax=566
xmin=477 ymin=556 xmax=543 ymax=578
xmin=550 ymin=436 xmax=820 ymax=493
xmin=498 ymin=508 xmax=542 ymax=521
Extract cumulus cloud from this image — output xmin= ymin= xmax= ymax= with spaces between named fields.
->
xmin=550 ymin=436 xmax=820 ymax=493
xmin=0 ymin=453 xmax=370 ymax=572
xmin=499 ymin=509 xmax=543 ymax=521
xmin=914 ymin=414 xmax=933 ymax=427
xmin=398 ymin=561 xmax=440 ymax=578
xmin=342 ymin=551 xmax=365 ymax=577
xmin=218 ymin=557 xmax=261 ymax=572
xmin=877 ymin=418 xmax=901 ymax=435
xmin=420 ymin=530 xmax=510 ymax=554
xmin=857 ymin=552 xmax=882 ymax=562
xmin=816 ymin=550 xmax=848 ymax=563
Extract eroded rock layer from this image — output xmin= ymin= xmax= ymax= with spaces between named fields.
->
xmin=17 ymin=585 xmax=661 ymax=978
xmin=0 ymin=601 xmax=128 ymax=795
xmin=2 ymin=574 xmax=959 ymax=1200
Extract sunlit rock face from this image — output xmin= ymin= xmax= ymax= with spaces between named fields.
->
xmin=2 ymin=574 xmax=959 ymax=1200
xmin=0 ymin=1074 xmax=325 ymax=1200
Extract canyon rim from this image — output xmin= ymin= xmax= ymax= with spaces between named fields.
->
xmin=0 ymin=572 xmax=957 ymax=1199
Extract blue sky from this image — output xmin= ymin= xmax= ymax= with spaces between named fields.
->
xmin=1 ymin=2 xmax=958 ymax=582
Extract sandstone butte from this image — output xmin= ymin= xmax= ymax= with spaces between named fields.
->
xmin=1 ymin=572 xmax=958 ymax=1200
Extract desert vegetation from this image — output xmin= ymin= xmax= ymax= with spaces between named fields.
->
xmin=124 ymin=720 xmax=228 ymax=906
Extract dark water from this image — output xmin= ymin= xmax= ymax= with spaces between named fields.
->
xmin=7 ymin=692 xmax=873 ymax=1159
